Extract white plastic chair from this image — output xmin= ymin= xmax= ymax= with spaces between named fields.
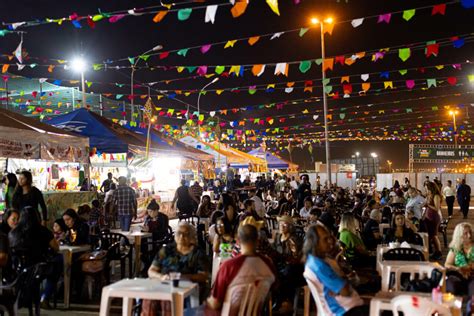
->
xmin=381 ymin=262 xmax=445 ymax=292
xmin=391 ymin=294 xmax=452 ymax=316
xmin=303 ymin=267 xmax=337 ymax=316
xmin=220 ymin=278 xmax=274 ymax=316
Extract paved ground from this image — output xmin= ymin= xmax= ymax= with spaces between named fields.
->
xmin=19 ymin=204 xmax=474 ymax=315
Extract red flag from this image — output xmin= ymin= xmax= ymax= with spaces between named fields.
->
xmin=432 ymin=4 xmax=446 ymax=15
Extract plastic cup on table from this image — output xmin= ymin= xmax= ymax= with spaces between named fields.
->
xmin=169 ymin=272 xmax=181 ymax=287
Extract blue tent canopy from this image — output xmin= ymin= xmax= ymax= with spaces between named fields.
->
xmin=232 ymin=147 xmax=290 ymax=169
xmin=46 ymin=108 xmax=145 ymax=153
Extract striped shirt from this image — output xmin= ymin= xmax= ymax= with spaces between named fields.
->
xmin=113 ymin=185 xmax=137 ymax=216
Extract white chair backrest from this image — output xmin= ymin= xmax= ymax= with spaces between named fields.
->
xmin=220 ymin=278 xmax=273 ymax=316
xmin=303 ymin=267 xmax=336 ymax=316
xmin=417 ymin=232 xmax=429 ymax=252
xmin=382 ymin=262 xmax=445 ymax=292
xmin=391 ymin=294 xmax=452 ymax=316
xmin=211 ymin=252 xmax=231 ymax=286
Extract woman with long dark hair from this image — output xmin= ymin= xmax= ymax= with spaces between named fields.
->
xmin=12 ymin=171 xmax=48 ymax=224
xmin=8 ymin=206 xmax=58 ymax=268
xmin=4 ymin=173 xmax=18 ymax=209
xmin=424 ymin=181 xmax=443 ymax=260
xmin=62 ymin=209 xmax=90 ymax=245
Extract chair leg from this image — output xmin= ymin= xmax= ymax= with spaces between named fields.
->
xmin=120 ymin=259 xmax=125 ymax=279
xmin=293 ymin=288 xmax=300 ymax=316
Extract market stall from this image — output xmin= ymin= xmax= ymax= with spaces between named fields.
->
xmin=0 ymin=108 xmax=90 ymax=218
xmin=47 ymin=109 xmax=213 ymax=219
xmin=179 ymin=136 xmax=267 ymax=173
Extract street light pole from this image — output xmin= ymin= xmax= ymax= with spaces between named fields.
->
xmin=312 ymin=17 xmax=333 ymax=187
xmin=196 ymin=77 xmax=219 ymax=138
xmin=450 ymin=110 xmax=458 ymax=148
xmin=130 ymin=45 xmax=163 ymax=121
xmin=80 ymin=70 xmax=86 ymax=108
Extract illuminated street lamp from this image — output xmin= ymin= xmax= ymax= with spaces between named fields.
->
xmin=311 ymin=16 xmax=334 ymax=186
xmin=449 ymin=109 xmax=459 ymax=148
xmin=71 ymin=57 xmax=87 ymax=108
xmin=387 ymin=160 xmax=393 ymax=173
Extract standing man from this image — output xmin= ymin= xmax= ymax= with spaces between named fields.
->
xmin=113 ymin=176 xmax=137 ymax=231
xmin=225 ymin=164 xmax=235 ymax=191
xmin=296 ymin=175 xmax=311 ymax=210
xmin=100 ymin=172 xmax=114 ymax=193
xmin=189 ymin=181 xmax=203 ymax=212
xmin=443 ymin=180 xmax=456 ymax=218
xmin=248 ymin=189 xmax=265 ymax=218
xmin=457 ymin=179 xmax=471 ymax=219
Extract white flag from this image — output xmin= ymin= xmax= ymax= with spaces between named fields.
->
xmin=17 ymin=63 xmax=25 ymax=71
xmin=205 ymin=5 xmax=218 ymax=24
xmin=274 ymin=63 xmax=288 ymax=76
xmin=285 ymin=87 xmax=294 ymax=93
xmin=14 ymin=40 xmax=22 ymax=64
xmin=361 ymin=74 xmax=369 ymax=81
xmin=270 ymin=32 xmax=283 ymax=40
xmin=351 ymin=18 xmax=364 ymax=28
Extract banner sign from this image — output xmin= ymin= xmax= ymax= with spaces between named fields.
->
xmin=412 ymin=146 xmax=474 ymax=161
xmin=0 ymin=137 xmax=40 ymax=159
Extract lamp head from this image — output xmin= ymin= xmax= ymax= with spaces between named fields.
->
xmin=324 ymin=17 xmax=334 ymax=24
xmin=211 ymin=77 xmax=219 ymax=84
xmin=371 ymin=152 xmax=378 ymax=158
xmin=152 ymin=45 xmax=163 ymax=51
xmin=311 ymin=17 xmax=319 ymax=25
xmin=71 ymin=57 xmax=86 ymax=73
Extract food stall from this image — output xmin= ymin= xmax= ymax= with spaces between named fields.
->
xmin=47 ymin=109 xmax=213 ymax=219
xmin=0 ymin=108 xmax=91 ymax=220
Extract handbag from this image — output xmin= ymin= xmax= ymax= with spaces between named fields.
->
xmin=79 ymin=250 xmax=107 ymax=274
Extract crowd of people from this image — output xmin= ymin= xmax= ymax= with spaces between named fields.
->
xmin=0 ymin=169 xmax=472 ymax=315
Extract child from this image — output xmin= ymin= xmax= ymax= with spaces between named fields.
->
xmin=53 ymin=218 xmax=67 ymax=243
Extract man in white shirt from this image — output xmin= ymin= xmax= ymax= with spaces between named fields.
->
xmin=405 ymin=188 xmax=425 ymax=219
xmin=290 ymin=176 xmax=299 ymax=190
xmin=249 ymin=189 xmax=265 ymax=218
xmin=443 ymin=180 xmax=456 ymax=217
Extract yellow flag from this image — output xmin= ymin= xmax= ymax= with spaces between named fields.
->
xmin=266 ymin=0 xmax=280 ymax=15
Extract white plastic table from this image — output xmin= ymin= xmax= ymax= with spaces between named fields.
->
xmin=376 ymin=244 xmax=428 ymax=275
xmin=369 ymin=291 xmax=462 ymax=316
xmin=59 ymin=244 xmax=90 ymax=308
xmin=110 ymin=229 xmax=152 ymax=276
xmin=99 ymin=278 xmax=199 ymax=316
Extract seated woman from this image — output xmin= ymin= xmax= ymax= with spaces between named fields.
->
xmin=8 ymin=207 xmax=60 ymax=308
xmin=212 ymin=216 xmax=236 ymax=257
xmin=143 ymin=199 xmax=169 ymax=241
xmin=63 ymin=209 xmax=90 ymax=245
xmin=445 ymin=222 xmax=474 ymax=296
xmin=383 ymin=212 xmax=417 ymax=244
xmin=271 ymin=215 xmax=305 ymax=314
xmin=0 ymin=209 xmax=19 ymax=235
xmin=196 ymin=195 xmax=214 ymax=218
xmin=142 ymin=223 xmax=210 ymax=316
xmin=339 ymin=213 xmax=373 ymax=268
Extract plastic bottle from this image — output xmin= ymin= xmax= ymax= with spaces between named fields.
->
xmin=432 ymin=286 xmax=442 ymax=304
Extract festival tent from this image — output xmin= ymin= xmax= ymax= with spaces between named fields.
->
xmin=0 ymin=108 xmax=89 ymax=163
xmin=179 ymin=136 xmax=267 ymax=171
xmin=234 ymin=147 xmax=298 ymax=170
xmin=46 ymin=109 xmax=212 ymax=160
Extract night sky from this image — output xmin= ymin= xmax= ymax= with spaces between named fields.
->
xmin=1 ymin=0 xmax=473 ymax=169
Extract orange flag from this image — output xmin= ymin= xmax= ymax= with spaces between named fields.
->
xmin=252 ymin=64 xmax=265 ymax=76
xmin=323 ymin=58 xmax=334 ymax=71
xmin=2 ymin=64 xmax=10 ymax=73
xmin=48 ymin=65 xmax=55 ymax=73
xmin=248 ymin=36 xmax=260 ymax=46
xmin=231 ymin=1 xmax=248 ymax=18
xmin=362 ymin=83 xmax=371 ymax=92
xmin=340 ymin=76 xmax=350 ymax=83
xmin=153 ymin=11 xmax=168 ymax=23
xmin=324 ymin=23 xmax=334 ymax=35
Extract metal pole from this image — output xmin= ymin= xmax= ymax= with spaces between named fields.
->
xmin=99 ymin=94 xmax=103 ymax=116
xmin=320 ymin=23 xmax=332 ymax=187
xmin=81 ymin=71 xmax=86 ymax=108
xmin=131 ymin=67 xmax=135 ymax=121
xmin=4 ymin=81 xmax=8 ymax=109
xmin=71 ymin=87 xmax=75 ymax=109
xmin=453 ymin=113 xmax=458 ymax=148
xmin=39 ymin=82 xmax=43 ymax=107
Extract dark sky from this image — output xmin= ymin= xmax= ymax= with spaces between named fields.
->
xmin=1 ymin=0 xmax=473 ymax=169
